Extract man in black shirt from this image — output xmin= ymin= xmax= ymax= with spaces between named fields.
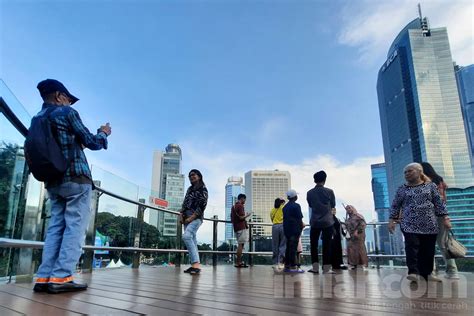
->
xmin=307 ymin=171 xmax=336 ymax=274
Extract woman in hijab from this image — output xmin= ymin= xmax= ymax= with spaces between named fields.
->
xmin=344 ymin=205 xmax=368 ymax=269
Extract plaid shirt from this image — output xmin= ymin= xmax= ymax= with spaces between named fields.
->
xmin=41 ymin=103 xmax=108 ymax=187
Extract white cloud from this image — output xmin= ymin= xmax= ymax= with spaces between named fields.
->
xmin=338 ymin=0 xmax=474 ymax=66
xmin=179 ymin=141 xmax=383 ymax=243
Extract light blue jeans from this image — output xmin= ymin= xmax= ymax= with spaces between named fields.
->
xmin=272 ymin=224 xmax=286 ymax=264
xmin=36 ymin=182 xmax=92 ymax=279
xmin=183 ymin=218 xmax=202 ymax=264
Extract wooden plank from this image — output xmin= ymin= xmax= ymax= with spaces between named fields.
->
xmin=0 ymin=305 xmax=24 ymax=316
xmin=0 ymin=286 xmax=136 ymax=315
xmin=0 ymin=291 xmax=79 ymax=315
xmin=1 ymin=266 xmax=473 ymax=316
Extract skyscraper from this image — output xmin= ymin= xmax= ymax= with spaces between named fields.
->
xmin=244 ymin=170 xmax=291 ymax=237
xmin=150 ymin=144 xmax=185 ymax=236
xmin=225 ymin=176 xmax=245 ymax=243
xmin=371 ymin=163 xmax=404 ymax=255
xmin=376 ymin=13 xmax=474 ymax=201
xmin=446 ymin=187 xmax=474 ymax=255
xmin=455 ymin=64 xmax=474 ymax=169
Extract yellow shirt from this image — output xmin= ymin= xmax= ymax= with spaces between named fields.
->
xmin=270 ymin=206 xmax=284 ymax=224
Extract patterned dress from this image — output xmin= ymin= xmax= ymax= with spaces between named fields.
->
xmin=345 ymin=213 xmax=368 ymax=266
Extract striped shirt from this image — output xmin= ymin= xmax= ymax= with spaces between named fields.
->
xmin=41 ymin=103 xmax=108 ymax=187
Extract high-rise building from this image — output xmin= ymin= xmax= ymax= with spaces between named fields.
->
xmin=150 ymin=144 xmax=185 ymax=236
xmin=455 ymin=64 xmax=474 ymax=169
xmin=446 ymin=187 xmax=474 ymax=255
xmin=244 ymin=170 xmax=291 ymax=237
xmin=376 ymin=13 xmax=474 ymax=201
xmin=225 ymin=176 xmax=245 ymax=243
xmin=371 ymin=163 xmax=404 ymax=255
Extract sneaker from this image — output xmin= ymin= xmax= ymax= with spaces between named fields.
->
xmin=406 ymin=274 xmax=419 ymax=282
xmin=307 ymin=269 xmax=319 ymax=274
xmin=322 ymin=265 xmax=335 ymax=274
xmin=183 ymin=267 xmax=193 ymax=273
xmin=48 ymin=281 xmax=88 ymax=294
xmin=445 ymin=272 xmax=460 ymax=280
xmin=278 ymin=263 xmax=285 ymax=270
xmin=427 ymin=274 xmax=442 ymax=282
xmin=33 ymin=283 xmax=48 ymax=293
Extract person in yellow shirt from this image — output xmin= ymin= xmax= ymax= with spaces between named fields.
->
xmin=271 ymin=198 xmax=286 ymax=270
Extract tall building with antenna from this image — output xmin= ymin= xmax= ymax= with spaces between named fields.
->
xmin=376 ymin=6 xmax=474 ymax=200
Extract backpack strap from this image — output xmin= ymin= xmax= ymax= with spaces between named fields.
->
xmin=44 ymin=106 xmax=77 ymax=166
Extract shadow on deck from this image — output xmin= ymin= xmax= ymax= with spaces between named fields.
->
xmin=0 ymin=266 xmax=473 ymax=315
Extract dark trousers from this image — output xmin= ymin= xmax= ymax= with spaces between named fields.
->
xmin=285 ymin=235 xmax=299 ymax=268
xmin=310 ymin=225 xmax=334 ymax=265
xmin=331 ymin=217 xmax=344 ymax=269
xmin=403 ymin=232 xmax=437 ymax=279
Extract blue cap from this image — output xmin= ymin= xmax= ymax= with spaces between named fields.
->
xmin=37 ymin=79 xmax=79 ymax=105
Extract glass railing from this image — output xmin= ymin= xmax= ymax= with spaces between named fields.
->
xmin=1 ymin=79 xmax=474 ymax=283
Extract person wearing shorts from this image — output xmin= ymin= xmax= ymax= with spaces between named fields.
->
xmin=231 ymin=194 xmax=251 ymax=268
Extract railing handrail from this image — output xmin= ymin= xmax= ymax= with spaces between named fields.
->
xmin=1 ymin=238 xmax=473 ymax=259
xmin=93 ymin=186 xmax=474 ymax=226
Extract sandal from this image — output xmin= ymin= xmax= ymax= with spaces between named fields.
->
xmin=234 ymin=263 xmax=249 ymax=268
xmin=189 ymin=267 xmax=201 ymax=275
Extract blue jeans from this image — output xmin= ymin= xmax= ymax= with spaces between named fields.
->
xmin=183 ymin=219 xmax=202 ymax=264
xmin=36 ymin=182 xmax=92 ymax=279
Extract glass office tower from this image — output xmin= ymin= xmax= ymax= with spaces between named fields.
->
xmin=456 ymin=64 xmax=474 ymax=170
xmin=377 ymin=16 xmax=474 ymax=200
xmin=225 ymin=176 xmax=245 ymax=244
xmin=371 ymin=163 xmax=404 ymax=255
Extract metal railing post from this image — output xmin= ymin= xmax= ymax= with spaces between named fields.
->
xmin=373 ymin=224 xmax=380 ymax=269
xmin=248 ymin=224 xmax=253 ymax=266
xmin=212 ymin=215 xmax=218 ymax=266
xmin=176 ymin=220 xmax=182 ymax=267
xmin=132 ymin=198 xmax=146 ymax=269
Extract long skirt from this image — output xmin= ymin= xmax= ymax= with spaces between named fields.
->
xmin=347 ymin=233 xmax=368 ymax=266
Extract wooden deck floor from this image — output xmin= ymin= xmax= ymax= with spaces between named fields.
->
xmin=0 ymin=266 xmax=473 ymax=315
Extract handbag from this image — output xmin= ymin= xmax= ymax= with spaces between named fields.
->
xmin=340 ymin=222 xmax=351 ymax=240
xmin=445 ymin=230 xmax=467 ymax=259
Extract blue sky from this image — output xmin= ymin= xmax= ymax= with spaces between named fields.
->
xmin=1 ymin=0 xmax=472 ymax=241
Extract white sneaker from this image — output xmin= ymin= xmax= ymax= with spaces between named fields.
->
xmin=278 ymin=263 xmax=285 ymax=270
xmin=407 ymin=274 xmax=419 ymax=282
xmin=322 ymin=264 xmax=335 ymax=274
xmin=445 ymin=273 xmax=460 ymax=280
xmin=428 ymin=274 xmax=443 ymax=282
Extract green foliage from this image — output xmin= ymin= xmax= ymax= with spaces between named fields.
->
xmin=0 ymin=143 xmax=20 ymax=236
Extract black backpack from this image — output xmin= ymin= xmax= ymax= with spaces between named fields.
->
xmin=24 ymin=107 xmax=68 ymax=182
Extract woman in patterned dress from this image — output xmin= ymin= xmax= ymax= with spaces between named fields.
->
xmin=344 ymin=205 xmax=368 ymax=269
xmin=388 ymin=163 xmax=451 ymax=282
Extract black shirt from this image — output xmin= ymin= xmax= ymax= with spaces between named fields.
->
xmin=283 ymin=201 xmax=303 ymax=237
xmin=307 ymin=185 xmax=335 ymax=228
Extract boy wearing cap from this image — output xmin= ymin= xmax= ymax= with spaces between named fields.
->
xmin=282 ymin=189 xmax=305 ymax=273
xmin=32 ymin=79 xmax=111 ymax=293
